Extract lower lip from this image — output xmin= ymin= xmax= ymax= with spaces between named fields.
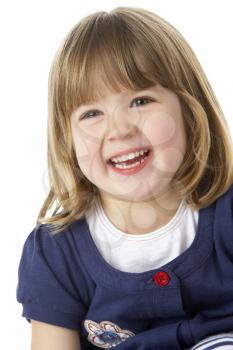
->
xmin=107 ymin=150 xmax=153 ymax=176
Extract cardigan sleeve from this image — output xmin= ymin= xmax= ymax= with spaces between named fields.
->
xmin=16 ymin=224 xmax=88 ymax=330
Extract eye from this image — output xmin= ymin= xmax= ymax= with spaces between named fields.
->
xmin=80 ymin=110 xmax=101 ymax=120
xmin=80 ymin=96 xmax=154 ymax=120
xmin=130 ymin=96 xmax=154 ymax=108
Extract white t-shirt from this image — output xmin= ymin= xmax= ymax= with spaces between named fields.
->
xmin=85 ymin=197 xmax=199 ymax=273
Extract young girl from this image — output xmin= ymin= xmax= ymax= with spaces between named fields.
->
xmin=16 ymin=6 xmax=233 ymax=350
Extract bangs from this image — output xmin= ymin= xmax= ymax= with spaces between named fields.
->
xmin=55 ymin=12 xmax=170 ymax=116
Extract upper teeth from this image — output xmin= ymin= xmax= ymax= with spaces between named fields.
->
xmin=110 ymin=148 xmax=149 ymax=163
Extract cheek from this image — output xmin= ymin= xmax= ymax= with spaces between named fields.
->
xmin=72 ymin=120 xmax=107 ymax=159
xmin=72 ymin=129 xmax=98 ymax=174
xmin=143 ymin=111 xmax=176 ymax=146
xmin=153 ymin=147 xmax=185 ymax=173
xmin=72 ymin=132 xmax=89 ymax=159
xmin=76 ymin=120 xmax=106 ymax=143
xmin=143 ymin=111 xmax=186 ymax=173
xmin=72 ymin=128 xmax=110 ymax=190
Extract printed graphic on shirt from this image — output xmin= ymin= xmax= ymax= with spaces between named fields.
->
xmin=84 ymin=320 xmax=135 ymax=348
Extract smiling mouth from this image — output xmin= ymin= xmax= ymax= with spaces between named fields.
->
xmin=106 ymin=149 xmax=153 ymax=176
xmin=108 ymin=149 xmax=150 ymax=168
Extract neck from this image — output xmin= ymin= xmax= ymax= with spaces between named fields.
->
xmin=98 ymin=189 xmax=184 ymax=235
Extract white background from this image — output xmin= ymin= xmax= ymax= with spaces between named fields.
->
xmin=0 ymin=0 xmax=232 ymax=348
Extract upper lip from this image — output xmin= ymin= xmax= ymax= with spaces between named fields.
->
xmin=106 ymin=146 xmax=153 ymax=162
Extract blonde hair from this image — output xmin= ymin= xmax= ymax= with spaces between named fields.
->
xmin=37 ymin=7 xmax=233 ymax=235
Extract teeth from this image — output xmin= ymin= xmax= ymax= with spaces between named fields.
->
xmin=114 ymin=157 xmax=147 ymax=169
xmin=111 ymin=148 xmax=149 ymax=163
xmin=115 ymin=161 xmax=141 ymax=169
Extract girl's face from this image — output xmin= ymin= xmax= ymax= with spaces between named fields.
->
xmin=70 ymin=84 xmax=187 ymax=203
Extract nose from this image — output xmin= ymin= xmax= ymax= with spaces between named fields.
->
xmin=106 ymin=105 xmax=139 ymax=141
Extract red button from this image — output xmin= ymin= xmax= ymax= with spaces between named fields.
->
xmin=153 ymin=271 xmax=170 ymax=286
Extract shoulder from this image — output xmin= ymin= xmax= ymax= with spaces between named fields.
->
xmin=223 ymin=183 xmax=233 ymax=197
xmin=22 ymin=219 xmax=85 ymax=258
xmin=19 ymin=223 xmax=66 ymax=269
xmin=216 ymin=184 xmax=233 ymax=203
xmin=213 ymin=184 xmax=233 ymax=222
xmin=17 ymin=219 xmax=90 ymax=318
xmin=18 ymin=219 xmax=88 ymax=292
xmin=16 ymin=220 xmax=90 ymax=330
